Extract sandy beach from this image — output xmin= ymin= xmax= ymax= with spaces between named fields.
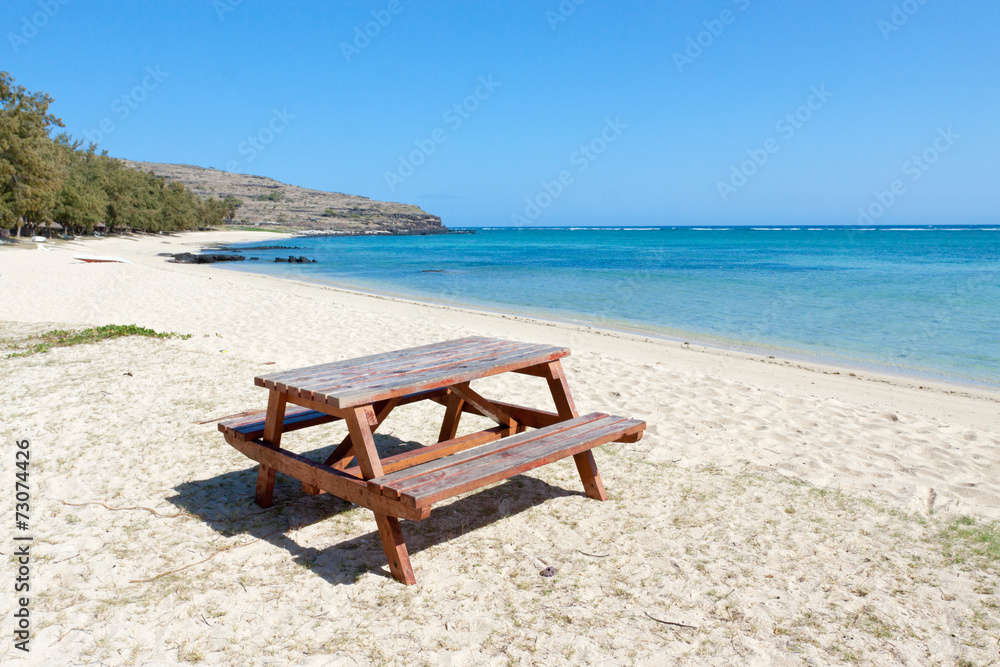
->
xmin=2 ymin=231 xmax=998 ymax=666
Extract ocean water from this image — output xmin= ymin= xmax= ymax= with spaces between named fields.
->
xmin=217 ymin=227 xmax=1000 ymax=388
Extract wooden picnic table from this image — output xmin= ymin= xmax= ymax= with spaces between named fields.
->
xmin=219 ymin=336 xmax=645 ymax=584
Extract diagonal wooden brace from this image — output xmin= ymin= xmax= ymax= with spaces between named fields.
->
xmin=450 ymin=382 xmax=519 ymax=435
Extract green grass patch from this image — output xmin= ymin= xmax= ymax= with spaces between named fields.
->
xmin=3 ymin=325 xmax=191 ymax=358
xmin=937 ymin=515 xmax=1000 ymax=566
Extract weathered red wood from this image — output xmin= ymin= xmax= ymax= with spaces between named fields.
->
xmin=386 ymin=416 xmax=628 ymax=499
xmin=255 ymin=336 xmax=494 ymax=387
xmin=378 ymin=414 xmax=646 ymax=509
xmin=372 ymin=413 xmax=610 ymax=492
xmin=545 ymin=360 xmax=578 ymax=419
xmin=328 ymin=347 xmax=569 ymax=409
xmin=573 ymin=450 xmax=607 ymax=501
xmin=438 ymin=393 xmax=465 ymax=443
xmin=219 ymin=407 xmax=339 ymax=442
xmin=257 ymin=338 xmax=569 ymax=409
xmin=218 ymin=404 xmax=316 ymax=431
xmin=542 ymin=360 xmax=606 ymax=499
xmin=306 ymin=397 xmax=400 ymax=494
xmin=254 ymin=390 xmax=286 ymax=508
xmin=345 ymin=427 xmax=506 ymax=480
xmin=283 ymin=339 xmax=519 ymax=398
xmin=261 ymin=337 xmax=501 ymax=384
xmin=401 ymin=417 xmax=643 ymax=507
xmin=264 ymin=338 xmax=523 ymax=399
xmin=222 ymin=432 xmax=428 ymax=521
xmin=375 ymin=513 xmax=416 ymax=585
xmin=292 ymin=349 xmax=535 ymax=406
xmin=510 ymin=363 xmax=554 ymax=378
xmin=453 ymin=399 xmax=562 ymax=430
xmin=224 ymin=337 xmax=650 ymax=587
xmin=449 ymin=382 xmax=517 ymax=433
xmin=343 ymin=405 xmax=417 ymax=585
xmin=280 ymin=394 xmax=356 ymax=420
xmin=345 ymin=406 xmax=384 ymax=480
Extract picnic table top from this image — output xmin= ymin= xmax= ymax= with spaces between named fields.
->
xmin=255 ymin=336 xmax=570 ymax=409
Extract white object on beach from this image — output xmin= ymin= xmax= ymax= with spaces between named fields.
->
xmin=31 ymin=236 xmax=46 ymax=242
xmin=73 ymin=255 xmax=132 ymax=264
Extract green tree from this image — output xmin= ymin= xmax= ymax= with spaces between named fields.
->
xmin=51 ymin=138 xmax=108 ymax=233
xmin=0 ymin=71 xmax=66 ymax=236
xmin=222 ymin=196 xmax=241 ymax=222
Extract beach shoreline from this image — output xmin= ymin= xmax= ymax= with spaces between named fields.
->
xmin=4 ymin=229 xmax=997 ymax=439
xmin=6 ymin=230 xmax=999 ymax=427
xmin=209 ymin=227 xmax=1000 ymax=394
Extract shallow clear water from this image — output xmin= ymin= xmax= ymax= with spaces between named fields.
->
xmin=217 ymin=226 xmax=1000 ymax=388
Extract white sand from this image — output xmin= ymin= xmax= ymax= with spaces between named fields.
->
xmin=1 ymin=231 xmax=998 ymax=665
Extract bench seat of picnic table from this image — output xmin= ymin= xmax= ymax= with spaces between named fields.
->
xmin=219 ymin=405 xmax=337 ymax=442
xmin=370 ymin=412 xmax=645 ymax=511
xmin=218 ymin=389 xmax=449 ymax=442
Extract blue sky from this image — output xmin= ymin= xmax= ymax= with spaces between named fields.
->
xmin=4 ymin=0 xmax=998 ymax=227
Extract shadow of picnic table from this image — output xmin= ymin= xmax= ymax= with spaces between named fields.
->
xmin=167 ymin=432 xmax=579 ymax=585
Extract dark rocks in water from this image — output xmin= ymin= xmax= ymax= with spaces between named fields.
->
xmin=421 ymin=269 xmax=445 ymax=273
xmin=273 ymin=255 xmax=317 ymax=263
xmin=168 ymin=252 xmax=246 ymax=264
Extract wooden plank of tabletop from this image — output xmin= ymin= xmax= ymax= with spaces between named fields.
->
xmin=276 ymin=339 xmax=521 ymax=400
xmin=256 ymin=336 xmax=497 ymax=389
xmin=257 ymin=337 xmax=569 ymax=409
xmin=319 ymin=345 xmax=569 ymax=409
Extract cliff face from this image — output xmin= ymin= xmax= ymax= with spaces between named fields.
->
xmin=121 ymin=160 xmax=446 ymax=234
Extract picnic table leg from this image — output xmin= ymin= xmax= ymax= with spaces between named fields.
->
xmin=304 ymin=398 xmax=400 ymax=495
xmin=346 ymin=405 xmax=417 ymax=585
xmin=374 ymin=513 xmax=416 ymax=585
xmin=544 ymin=361 xmax=608 ymax=502
xmin=255 ymin=390 xmax=286 ymax=508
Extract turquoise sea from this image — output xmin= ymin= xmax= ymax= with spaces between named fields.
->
xmin=216 ymin=227 xmax=1000 ymax=388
